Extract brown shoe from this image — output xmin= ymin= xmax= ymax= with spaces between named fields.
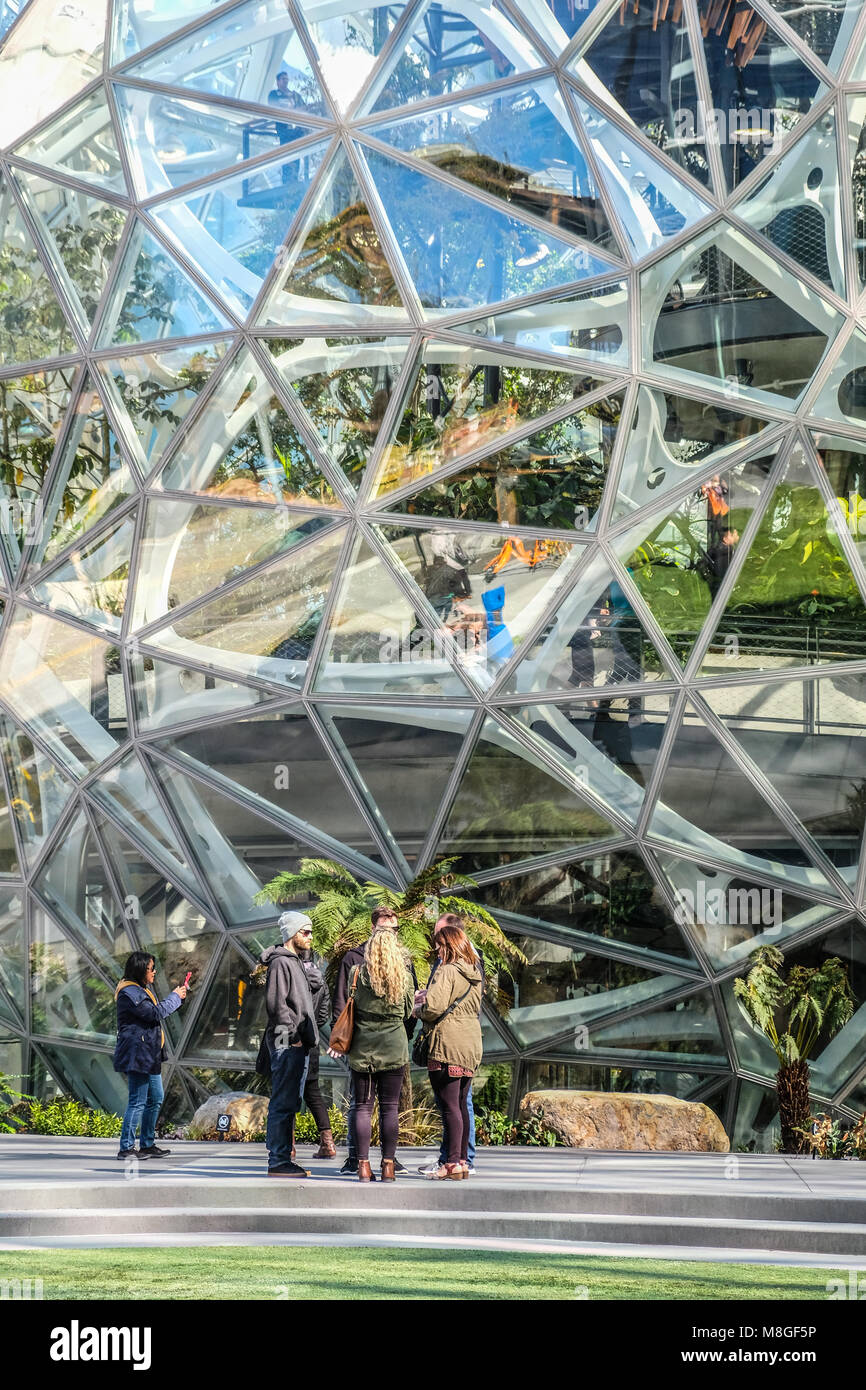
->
xmin=380 ymin=1158 xmax=396 ymax=1182
xmin=424 ymin=1163 xmax=463 ymax=1180
xmin=314 ymin=1129 xmax=337 ymax=1159
xmin=357 ymin=1159 xmax=374 ymax=1182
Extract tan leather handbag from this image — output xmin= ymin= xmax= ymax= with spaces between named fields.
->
xmin=328 ymin=966 xmax=360 ymax=1054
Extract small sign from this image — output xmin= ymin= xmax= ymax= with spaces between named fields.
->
xmin=217 ymin=1112 xmax=231 ymax=1135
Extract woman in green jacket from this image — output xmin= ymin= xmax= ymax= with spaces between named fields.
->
xmin=343 ymin=928 xmax=415 ymax=1182
xmin=418 ymin=921 xmax=483 ymax=1180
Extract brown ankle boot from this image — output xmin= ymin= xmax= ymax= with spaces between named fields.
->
xmin=380 ymin=1158 xmax=395 ymax=1182
xmin=357 ymin=1159 xmax=373 ymax=1182
xmin=314 ymin=1129 xmax=336 ymax=1159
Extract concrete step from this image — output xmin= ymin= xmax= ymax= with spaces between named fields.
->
xmin=2 ymin=1204 xmax=865 ymax=1256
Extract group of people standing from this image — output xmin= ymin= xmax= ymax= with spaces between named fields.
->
xmin=113 ymin=905 xmax=484 ymax=1182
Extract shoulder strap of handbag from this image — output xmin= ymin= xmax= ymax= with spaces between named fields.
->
xmin=349 ymin=965 xmax=360 ymax=997
xmin=426 ymin=975 xmax=478 ymax=1028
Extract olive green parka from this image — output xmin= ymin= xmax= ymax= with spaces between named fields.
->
xmin=419 ymin=958 xmax=483 ymax=1073
xmin=346 ymin=963 xmax=415 ymax=1074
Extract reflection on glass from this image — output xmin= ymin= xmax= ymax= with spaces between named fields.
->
xmin=0 ymin=778 xmax=18 ymax=874
xmin=29 ymin=511 xmax=134 ymax=635
xmin=613 ymin=449 xmax=776 ymax=666
xmin=29 ymin=908 xmax=116 ymax=1043
xmin=815 ymin=432 xmax=866 ymax=568
xmin=808 ymin=326 xmax=866 ymax=426
xmin=38 ymin=1041 xmax=129 ymax=1114
xmin=100 ymin=341 xmax=229 ymax=474
xmin=731 ymin=1078 xmax=780 ymax=1152
xmin=90 ymin=750 xmax=201 ymax=903
xmin=456 ymin=280 xmax=630 ymax=371
xmin=0 ymin=888 xmax=24 ymax=1021
xmin=34 ymin=808 xmax=132 ymax=978
xmin=97 ymin=222 xmax=231 ymax=346
xmin=699 ymin=447 xmax=866 ymax=675
xmin=114 ymin=85 xmax=316 ymax=200
xmin=764 ymin=0 xmax=859 ymax=71
xmin=0 ymin=368 xmax=74 ymax=572
xmin=643 ymin=226 xmax=840 ymax=406
xmin=367 ymin=1 xmax=543 ymax=113
xmin=575 ymin=1 xmax=708 ymax=184
xmin=158 ymin=348 xmax=343 ymax=508
xmin=697 ymin=0 xmax=824 ymax=189
xmin=437 ymin=714 xmax=617 ymax=872
xmin=0 ymin=610 xmax=126 ymax=775
xmin=372 ymin=337 xmax=610 ymax=499
xmin=589 ymin=987 xmax=726 ymax=1062
xmin=131 ymin=655 xmax=274 ymax=733
xmin=523 ymin=1058 xmax=722 ymax=1102
xmin=14 ymin=171 xmax=127 ymax=331
xmin=0 ymin=174 xmax=76 ymax=366
xmin=475 ymin=848 xmax=692 ymax=960
xmin=0 ymin=0 xmax=105 ymax=146
xmin=368 ymin=77 xmax=618 ymax=246
xmin=15 ymin=87 xmax=126 ymax=195
xmin=313 ymin=534 xmax=469 ymax=696
xmin=362 ymin=146 xmax=613 ymax=313
xmin=184 ymin=942 xmax=268 ymax=1062
xmin=612 ymin=385 xmax=771 ymax=524
xmin=148 ymin=526 xmax=346 ymax=688
xmin=298 ymin=0 xmax=407 ymax=113
xmin=113 ymin=0 xmax=227 ymax=61
xmin=267 ymin=336 xmax=411 ymax=486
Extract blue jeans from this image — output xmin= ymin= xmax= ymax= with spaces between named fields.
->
xmin=437 ymin=1081 xmax=475 ymax=1165
xmin=121 ymin=1072 xmax=164 ymax=1151
xmin=267 ymin=1042 xmax=309 ymax=1169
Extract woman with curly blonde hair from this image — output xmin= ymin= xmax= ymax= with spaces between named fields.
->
xmin=341 ymin=924 xmax=415 ymax=1182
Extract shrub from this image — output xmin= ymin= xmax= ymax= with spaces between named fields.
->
xmin=0 ymin=1074 xmax=34 ymax=1133
xmin=24 ymin=1097 xmax=122 ymax=1138
xmin=475 ymin=1107 xmax=560 ymax=1147
xmin=293 ymin=1105 xmax=348 ymax=1144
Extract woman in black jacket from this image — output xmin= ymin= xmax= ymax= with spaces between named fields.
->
xmin=113 ymin=952 xmax=187 ymax=1160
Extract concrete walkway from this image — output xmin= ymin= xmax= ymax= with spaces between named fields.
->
xmin=1 ymin=1138 xmax=865 ymax=1266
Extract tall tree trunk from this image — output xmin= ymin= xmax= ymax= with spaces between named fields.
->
xmin=777 ymin=1059 xmax=811 ymax=1154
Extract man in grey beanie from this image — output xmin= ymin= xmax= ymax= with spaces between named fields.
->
xmin=259 ymin=911 xmax=318 ymax=1177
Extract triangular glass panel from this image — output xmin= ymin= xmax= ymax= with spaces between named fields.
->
xmin=573 ymin=0 xmax=710 ymax=186
xmin=366 ymin=76 xmax=621 ymax=252
xmin=697 ymin=444 xmax=866 ymax=676
xmin=152 ymin=708 xmax=388 ymax=872
xmin=97 ymin=339 xmax=231 ymax=474
xmin=319 ymin=704 xmax=473 ymax=867
xmin=157 ymin=347 xmax=344 ymax=507
xmin=697 ymin=0 xmax=825 ymax=190
xmin=112 ymin=0 xmax=233 ymax=62
xmin=453 ymin=279 xmax=630 ymax=373
xmin=124 ymin=0 xmax=325 ymax=113
xmin=572 ymin=93 xmax=712 ymax=259
xmin=150 ymin=143 xmax=329 ymax=319
xmin=588 ymin=986 xmax=727 ymax=1065
xmin=256 ymin=147 xmax=409 ymax=328
xmin=775 ymin=921 xmax=866 ymax=1096
xmin=374 ymin=520 xmax=579 ymax=683
xmin=653 ymin=848 xmax=840 ymax=968
xmin=27 ymin=508 xmax=136 ymax=635
xmin=364 ymin=0 xmax=545 ymax=115
xmin=610 ymin=384 xmax=773 ymax=524
xmin=643 ymin=224 xmax=842 ymax=407
xmin=502 ymin=548 xmax=675 ymax=695
xmin=371 ymin=337 xmax=612 ymax=501
xmin=0 ymin=0 xmax=106 ymax=147
xmin=297 ymin=0 xmax=409 ymax=114
xmin=183 ymin=940 xmax=269 ymax=1062
xmin=146 ymin=526 xmax=347 ymax=689
xmin=14 ymin=86 xmax=127 ymax=196
xmin=733 ymin=108 xmax=843 ymax=295
xmin=34 ymin=807 xmax=133 ymax=977
xmin=0 ymin=174 xmax=77 ymax=367
xmin=0 ymin=366 xmax=75 ymax=575
xmin=130 ymin=654 xmax=278 ymax=734
xmin=808 ymin=326 xmax=866 ymax=426
xmin=0 ymin=1 xmax=27 ymax=45
xmin=611 ymin=445 xmax=778 ymax=668
xmin=435 ymin=713 xmax=619 ymax=873
xmin=847 ymin=96 xmax=866 ymax=288
xmin=29 ymin=908 xmax=117 ymax=1046
xmin=0 ymin=889 xmax=25 ymax=1027
xmin=35 ymin=1039 xmax=129 ymax=1113
xmin=313 ymin=533 xmax=478 ymax=697
xmin=134 ymin=496 xmax=334 ymax=628
xmin=382 ymin=387 xmax=626 ymax=533
xmin=649 ymin=699 xmax=833 ymax=889
xmin=517 ymin=0 xmax=607 ymax=47
xmin=0 ymin=777 xmax=20 ymax=875
xmin=35 ymin=372 xmax=137 ymax=567
xmin=700 ymin=673 xmax=866 ymax=879
xmin=361 ymin=145 xmax=615 ymax=314
xmin=113 ymin=84 xmax=318 ymax=200
xmin=473 ymin=847 xmax=694 ymax=963
xmin=815 ymin=430 xmax=866 ymax=569
xmin=265 ymin=336 xmax=411 ymax=490
xmin=502 ymin=693 xmax=672 ymax=825
xmin=0 ymin=712 xmax=74 ymax=869
xmin=0 ymin=609 xmax=127 ymax=776
xmin=98 ymin=221 xmax=231 ymax=346
xmin=763 ymin=0 xmax=858 ymax=72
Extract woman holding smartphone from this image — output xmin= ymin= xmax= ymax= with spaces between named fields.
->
xmin=113 ymin=951 xmax=188 ymax=1160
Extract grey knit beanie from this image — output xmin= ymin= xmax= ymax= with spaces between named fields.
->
xmin=279 ymin=910 xmax=313 ymax=943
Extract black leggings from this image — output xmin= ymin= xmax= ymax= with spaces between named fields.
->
xmin=429 ymin=1071 xmax=471 ymax=1163
xmin=353 ymin=1068 xmax=403 ymax=1161
xmin=303 ymin=1051 xmax=330 ymax=1132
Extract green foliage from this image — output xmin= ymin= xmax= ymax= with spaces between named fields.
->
xmin=23 ymin=1097 xmax=122 ymax=1138
xmin=733 ymin=945 xmax=855 ymax=1068
xmin=0 ymin=1074 xmax=35 ymax=1133
xmin=293 ymin=1105 xmax=348 ymax=1143
xmin=798 ymin=1112 xmax=866 ymax=1160
xmin=474 ymin=1107 xmax=560 ymax=1147
xmin=475 ymin=1063 xmax=511 ymax=1112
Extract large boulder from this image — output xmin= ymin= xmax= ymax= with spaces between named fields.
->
xmin=189 ymin=1092 xmax=269 ymax=1139
xmin=520 ymin=1090 xmax=730 ymax=1152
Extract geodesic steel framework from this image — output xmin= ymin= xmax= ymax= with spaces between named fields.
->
xmin=1 ymin=0 xmax=866 ymax=1145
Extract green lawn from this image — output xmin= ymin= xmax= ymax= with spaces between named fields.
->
xmin=0 ymin=1248 xmax=843 ymax=1300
